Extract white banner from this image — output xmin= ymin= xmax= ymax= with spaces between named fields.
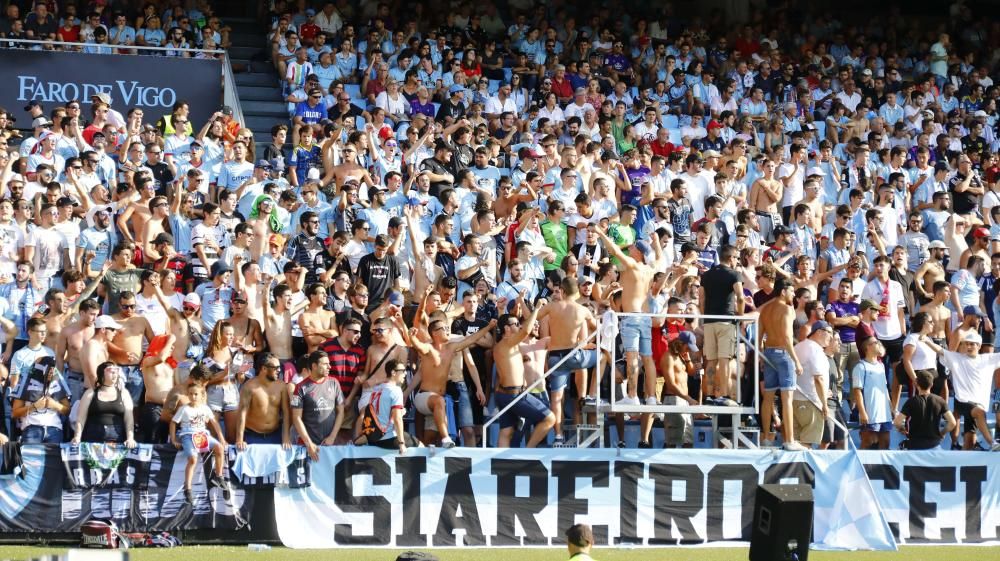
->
xmin=269 ymin=447 xmax=1000 ymax=550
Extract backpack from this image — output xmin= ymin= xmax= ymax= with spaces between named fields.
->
xmin=80 ymin=519 xmax=130 ymax=549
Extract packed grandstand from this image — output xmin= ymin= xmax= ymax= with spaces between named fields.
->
xmin=0 ymin=0 xmax=998 ymax=497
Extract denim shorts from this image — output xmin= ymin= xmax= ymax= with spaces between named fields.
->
xmin=762 ymin=348 xmax=796 ymax=391
xmin=546 ymin=348 xmax=597 ymax=392
xmin=495 ymin=391 xmax=551 ymax=430
xmin=620 ymin=315 xmax=653 ymax=356
xmin=452 ymin=381 xmax=475 ymax=429
xmin=180 ymin=431 xmax=221 ymax=459
xmin=21 ymin=425 xmax=64 ymax=444
xmin=208 ymin=383 xmax=240 ymax=413
xmin=862 ymin=422 xmax=893 ymax=434
xmin=120 ymin=365 xmax=144 ymax=406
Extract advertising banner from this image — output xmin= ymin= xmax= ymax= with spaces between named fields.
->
xmin=0 ymin=49 xmax=222 ymax=127
xmin=274 ymin=447 xmax=1000 ymax=549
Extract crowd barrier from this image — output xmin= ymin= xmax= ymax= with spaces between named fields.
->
xmin=2 ymin=444 xmax=998 ymax=550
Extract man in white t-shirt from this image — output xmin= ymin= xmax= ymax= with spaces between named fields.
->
xmin=940 ymin=331 xmax=1000 ymax=451
xmin=778 ymin=145 xmax=806 ymax=224
xmin=860 ymin=255 xmax=907 ymax=377
xmin=793 ymin=321 xmax=833 ymax=448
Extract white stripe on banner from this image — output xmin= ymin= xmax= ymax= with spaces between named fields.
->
xmin=275 ymin=447 xmax=1000 ymax=549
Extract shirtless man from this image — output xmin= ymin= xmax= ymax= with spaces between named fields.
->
xmin=247 ymin=198 xmax=278 ymax=262
xmin=921 ymin=281 xmax=953 ymax=400
xmin=233 ymin=256 xmax=266 ymax=323
xmin=151 ymin=287 xmax=205 ymax=383
xmin=140 ymin=196 xmax=171 ymax=265
xmin=409 ymin=316 xmax=496 ymax=447
xmin=537 ymin=278 xmax=597 ymax=444
xmin=38 ymin=265 xmax=104 ymax=346
xmin=594 ymin=227 xmax=663 ymax=411
xmin=54 ymin=298 xmax=101 ymax=402
xmin=263 ymin=283 xmax=307 ymax=382
xmin=493 ymin=303 xmax=556 ymax=448
xmin=659 ymin=336 xmax=699 ymax=448
xmin=80 ymin=315 xmax=123 ymax=391
xmin=235 ymin=352 xmax=292 ymax=448
xmin=116 ymin=175 xmax=156 ymax=246
xmin=324 ymin=143 xmax=376 ymax=187
xmin=138 ymin=333 xmax=176 ymax=443
xmin=299 ymin=283 xmax=338 ymax=353
xmin=758 ymin=279 xmax=809 ymax=450
xmin=352 ymin=316 xmax=410 ymax=411
xmin=111 ymin=291 xmax=155 ymax=405
xmin=913 ymin=241 xmax=948 ymax=304
xmin=748 ymin=160 xmax=782 ymax=244
xmin=492 ymin=177 xmax=538 ymax=221
xmin=228 ymin=290 xmax=265 ymax=374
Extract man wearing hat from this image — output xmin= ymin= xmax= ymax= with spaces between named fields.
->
xmin=958 ymin=226 xmax=991 ymax=271
xmin=90 ymin=92 xmax=125 ymax=130
xmin=191 ymin=261 xmax=233 ymax=333
xmin=419 ymin=141 xmax=455 ymax=197
xmin=941 ymin=331 xmax=1000 ymax=450
xmin=18 ymin=115 xmax=52 ymax=160
xmin=793 ymin=321 xmax=835 ymax=448
xmin=763 ymin=224 xmax=796 ymax=274
xmin=436 ymin=83 xmax=467 ymax=125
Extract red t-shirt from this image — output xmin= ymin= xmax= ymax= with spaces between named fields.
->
xmin=650 ymin=140 xmax=675 ymax=158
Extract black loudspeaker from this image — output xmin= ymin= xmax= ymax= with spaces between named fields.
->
xmin=749 ymin=484 xmax=814 ymax=561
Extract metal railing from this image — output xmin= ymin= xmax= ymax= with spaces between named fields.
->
xmin=221 ymin=51 xmax=245 ymax=127
xmin=0 ymin=37 xmax=225 ymax=55
xmin=481 ymin=329 xmax=599 ymax=445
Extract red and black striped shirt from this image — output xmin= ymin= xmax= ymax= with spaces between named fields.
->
xmin=321 ymin=338 xmax=366 ymax=396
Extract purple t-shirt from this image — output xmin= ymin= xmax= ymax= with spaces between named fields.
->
xmin=826 ymin=300 xmax=860 ymax=343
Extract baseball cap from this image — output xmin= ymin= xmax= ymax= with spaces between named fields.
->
xmin=91 ymin=92 xmax=112 ymax=105
xmin=806 ymin=166 xmax=826 ymax=177
xmin=772 ymin=224 xmax=791 ymax=237
xmin=56 ymin=196 xmax=76 ymax=207
xmin=963 ymin=331 xmax=983 ymax=344
xmin=974 ymin=110 xmax=988 ymax=118
xmin=270 ymin=158 xmax=286 ymax=171
xmin=634 ymin=240 xmax=654 ymax=262
xmin=448 ymin=83 xmax=464 ymax=95
xmin=387 ymin=292 xmax=404 ymax=306
xmin=861 ymin=68 xmax=872 ymax=76
xmin=255 ymin=159 xmax=273 ymax=170
xmin=31 ymin=117 xmax=52 ymax=128
xmin=269 ymin=234 xmax=285 ymax=247
xmin=809 ymin=320 xmax=833 ymax=336
xmin=702 ymin=149 xmax=722 ymax=158
xmin=928 ymin=240 xmax=947 ymax=249
xmin=707 ymin=120 xmax=723 ymax=131
xmin=190 ymin=139 xmax=203 ymax=148
xmin=211 ymin=261 xmax=232 ymax=277
xmin=973 ymin=226 xmax=990 ymax=239
xmin=860 ymin=299 xmax=880 ymax=312
xmin=23 ymin=100 xmax=42 ymax=111
xmin=183 ymin=293 xmax=202 ymax=307
xmin=580 ymin=274 xmax=596 ymax=285
xmin=305 ymin=8 xmax=316 ymax=15
xmin=676 ymin=331 xmax=699 ymax=352
xmin=153 ymin=232 xmax=174 ymax=245
xmin=95 ymin=315 xmax=123 ymax=330
xmin=220 ymin=106 xmax=234 ymax=116
xmin=963 ymin=305 xmax=985 ymax=318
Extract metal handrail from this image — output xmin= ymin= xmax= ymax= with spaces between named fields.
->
xmin=222 ymin=52 xmax=246 ymax=127
xmin=481 ymin=329 xmax=599 ymax=444
xmin=0 ymin=37 xmax=224 ymax=54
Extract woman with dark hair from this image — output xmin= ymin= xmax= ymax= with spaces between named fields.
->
xmin=898 ymin=311 xmax=946 ymax=413
xmin=72 ymin=361 xmax=136 ymax=447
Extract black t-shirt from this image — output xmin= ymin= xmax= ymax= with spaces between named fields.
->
xmin=701 ymin=264 xmax=741 ymax=322
xmin=148 ymin=162 xmax=175 ymax=194
xmin=451 ymin=315 xmax=490 ymax=394
xmin=328 ymin=103 xmax=363 ymax=124
xmin=436 ymin=98 xmax=466 ymax=123
xmin=451 ymin=142 xmax=474 ymax=175
xmin=900 ymin=393 xmax=948 ymax=449
xmin=357 ymin=253 xmax=400 ymax=311
xmin=949 ymin=171 xmax=983 ymax=215
xmin=420 ymin=157 xmax=453 ymax=197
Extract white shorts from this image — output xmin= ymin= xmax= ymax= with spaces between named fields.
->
xmin=413 ymin=391 xmax=439 ymax=431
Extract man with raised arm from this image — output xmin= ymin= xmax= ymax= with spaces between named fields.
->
xmin=594 ymin=226 xmax=663 ymax=410
xmin=537 ymin=277 xmax=597 ymax=445
xmin=493 ymin=300 xmax=556 ymax=448
xmin=758 ymin=279 xmax=809 ymax=451
xmin=409 ymin=314 xmax=496 ymax=448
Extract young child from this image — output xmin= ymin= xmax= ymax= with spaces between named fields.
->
xmin=169 ymin=382 xmax=231 ymax=503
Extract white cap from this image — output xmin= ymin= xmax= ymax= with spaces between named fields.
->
xmin=183 ymin=293 xmax=202 ymax=306
xmin=974 ymin=110 xmax=988 ymax=118
xmin=806 ymin=166 xmax=826 ymax=177
xmin=95 ymin=315 xmax=122 ymax=330
xmin=928 ymin=240 xmax=947 ymax=249
xmin=962 ymin=331 xmax=983 ymax=344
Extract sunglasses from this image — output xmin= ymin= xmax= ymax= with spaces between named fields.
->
xmin=120 ymin=304 xmax=136 ymax=310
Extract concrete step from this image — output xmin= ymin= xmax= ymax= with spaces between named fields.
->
xmin=244 ymin=114 xmax=287 ymax=134
xmin=242 ymin=100 xmax=288 ymax=118
xmin=229 ymin=32 xmax=263 ymax=48
xmin=238 ymin=85 xmax=283 ymax=101
xmin=228 ymin=45 xmax=261 ymax=61
xmin=235 ymin=72 xmax=279 ymax=87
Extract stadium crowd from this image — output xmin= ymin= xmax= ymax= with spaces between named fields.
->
xmin=0 ymin=0 xmax=999 ymax=466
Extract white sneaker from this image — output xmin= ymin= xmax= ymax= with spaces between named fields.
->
xmin=616 ymin=396 xmax=640 ymax=406
xmin=760 ymin=439 xmax=777 ymax=449
xmin=991 ymin=442 xmax=1000 ymax=452
xmin=645 ymin=396 xmax=659 ymax=406
xmin=783 ymin=441 xmax=809 ymax=451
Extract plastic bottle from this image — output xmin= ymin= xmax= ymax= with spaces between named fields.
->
xmin=247 ymin=544 xmax=272 ymax=552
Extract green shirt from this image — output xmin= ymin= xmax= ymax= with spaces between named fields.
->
xmin=540 ymin=219 xmax=569 ymax=271
xmin=608 ymin=223 xmax=636 ymax=265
